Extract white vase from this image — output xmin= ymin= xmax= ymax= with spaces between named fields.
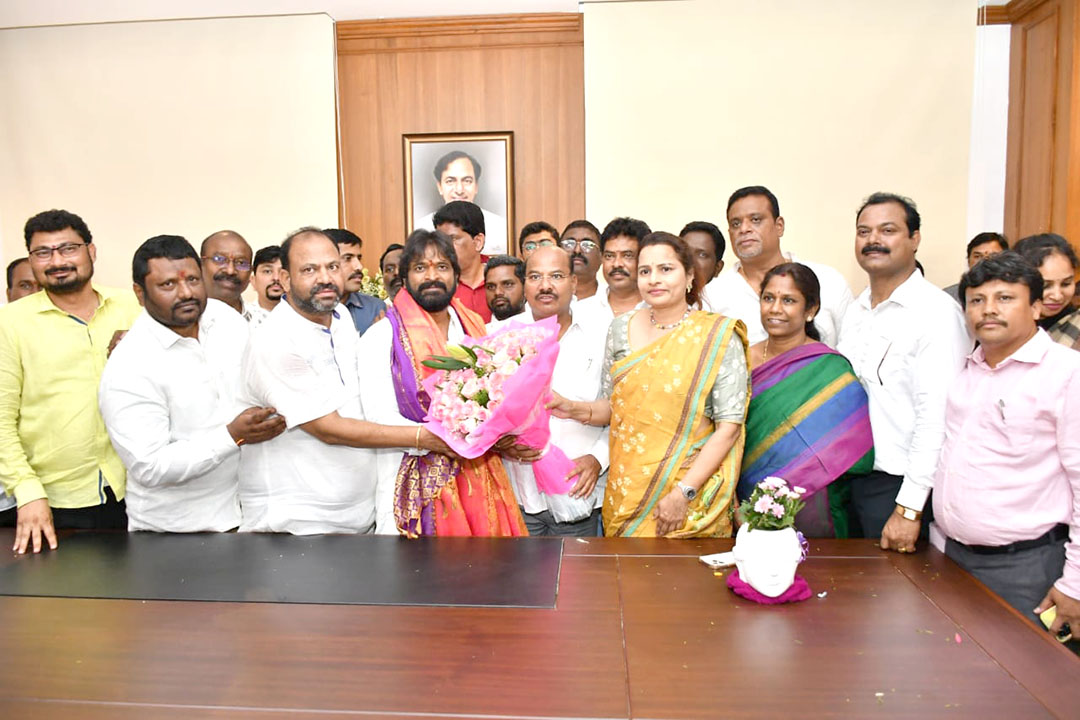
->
xmin=732 ymin=524 xmax=802 ymax=597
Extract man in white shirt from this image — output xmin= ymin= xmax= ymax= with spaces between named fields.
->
xmin=680 ymin=221 xmax=726 ymax=311
xmin=247 ymin=245 xmax=283 ymax=328
xmin=241 ymin=228 xmax=449 ymax=535
xmin=837 ymin=193 xmax=971 ymax=551
xmin=501 ymin=246 xmax=610 ymax=536
xmin=576 ymin=217 xmax=650 ymax=320
xmin=200 ymin=230 xmax=261 ymax=321
xmin=484 ymin=255 xmax=526 ymax=322
xmin=99 ymin=235 xmax=286 ymax=532
xmin=703 ymin=186 xmax=852 ymax=346
xmin=560 ymin=220 xmax=602 ymax=301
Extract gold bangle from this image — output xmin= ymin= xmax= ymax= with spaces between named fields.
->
xmin=415 ymin=425 xmax=421 ymax=450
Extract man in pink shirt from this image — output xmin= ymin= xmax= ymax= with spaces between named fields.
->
xmin=934 ymin=252 xmax=1080 ymax=639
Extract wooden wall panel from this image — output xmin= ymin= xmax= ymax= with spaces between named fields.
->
xmin=336 ymin=14 xmax=585 ymax=267
xmin=1003 ymin=0 xmax=1080 ymax=250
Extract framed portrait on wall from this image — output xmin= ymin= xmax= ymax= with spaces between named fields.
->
xmin=403 ymin=131 xmax=515 ymax=256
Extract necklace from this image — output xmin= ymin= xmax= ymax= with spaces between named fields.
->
xmin=650 ymin=307 xmax=690 ymax=330
xmin=763 ymin=338 xmax=770 ymax=362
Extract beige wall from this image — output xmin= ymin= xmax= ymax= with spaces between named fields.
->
xmin=0 ymin=14 xmax=338 ymax=291
xmin=584 ymin=0 xmax=977 ymax=291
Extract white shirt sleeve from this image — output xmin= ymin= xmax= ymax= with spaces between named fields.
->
xmin=247 ymin=335 xmax=344 ymax=429
xmin=356 ymin=318 xmax=419 ymax=534
xmin=99 ymin=357 xmax=238 ymax=490
xmin=894 ymin=302 xmax=972 ymax=510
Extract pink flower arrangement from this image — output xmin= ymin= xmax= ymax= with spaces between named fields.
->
xmin=424 ymin=324 xmax=548 ymax=440
xmin=739 ymin=476 xmax=806 ymax=530
xmin=420 ymin=315 xmax=576 ymax=498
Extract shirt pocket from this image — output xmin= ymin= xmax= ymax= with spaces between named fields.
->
xmin=974 ymin=403 xmax=1037 ymax=463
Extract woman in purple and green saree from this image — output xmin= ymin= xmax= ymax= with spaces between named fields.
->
xmin=741 ymin=263 xmax=874 ymax=538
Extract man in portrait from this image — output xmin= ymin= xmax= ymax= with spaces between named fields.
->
xmin=415 ymin=150 xmax=508 ymax=254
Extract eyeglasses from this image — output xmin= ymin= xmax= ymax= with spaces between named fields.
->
xmin=203 ymin=254 xmax=252 ymax=272
xmin=522 ymin=239 xmax=557 ymax=253
xmin=559 ymin=239 xmax=599 ymax=252
xmin=28 ymin=242 xmax=87 ymax=262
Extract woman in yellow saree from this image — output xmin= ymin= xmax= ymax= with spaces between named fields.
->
xmin=549 ymin=232 xmax=750 ymax=537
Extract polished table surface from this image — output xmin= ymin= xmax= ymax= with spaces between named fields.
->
xmin=1 ymin=532 xmax=1078 ymax=719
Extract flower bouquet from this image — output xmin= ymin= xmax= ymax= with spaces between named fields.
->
xmin=420 ymin=315 xmax=578 ymax=514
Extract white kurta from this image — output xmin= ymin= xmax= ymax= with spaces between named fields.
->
xmin=98 ymin=300 xmax=247 ymax=532
xmin=356 ymin=309 xmax=466 ymax=534
xmin=240 ymin=301 xmax=376 ymax=534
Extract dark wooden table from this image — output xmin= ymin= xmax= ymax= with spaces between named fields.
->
xmin=1 ymin=532 xmax=1078 ymax=719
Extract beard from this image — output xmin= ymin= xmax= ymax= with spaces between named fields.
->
xmin=408 ymin=279 xmax=457 ymax=313
xmin=150 ymin=298 xmax=205 ymax=328
xmin=42 ymin=265 xmax=90 ymax=295
xmin=292 ymin=282 xmax=342 ymax=314
xmin=490 ymin=299 xmax=523 ymax=321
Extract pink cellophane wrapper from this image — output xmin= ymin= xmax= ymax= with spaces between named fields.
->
xmin=421 ymin=315 xmax=577 ymax=500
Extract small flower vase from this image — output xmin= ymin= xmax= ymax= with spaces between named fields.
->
xmin=732 ymin=524 xmax=803 ymax=598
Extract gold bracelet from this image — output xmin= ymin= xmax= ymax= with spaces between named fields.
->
xmin=586 ymin=404 xmax=593 ymax=425
xmin=415 ymin=425 xmax=421 ymax=450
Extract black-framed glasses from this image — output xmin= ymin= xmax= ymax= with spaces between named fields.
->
xmin=28 ymin=242 xmax=87 ymax=262
xmin=203 ymin=254 xmax=252 ymax=272
xmin=559 ymin=238 xmax=599 ymax=252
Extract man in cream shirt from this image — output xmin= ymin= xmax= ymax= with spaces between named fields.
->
xmin=703 ymin=186 xmax=852 ymax=346
xmin=100 ymin=236 xmax=285 ymax=532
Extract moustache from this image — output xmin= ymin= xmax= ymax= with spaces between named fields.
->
xmin=976 ymin=319 xmax=1005 ymax=329
xmin=310 ymin=282 xmax=339 ymax=295
xmin=571 ymin=253 xmax=586 ymax=264
xmin=861 ymin=244 xmax=890 ymax=256
xmin=418 ymin=281 xmax=448 ymax=293
xmin=608 ymin=268 xmax=629 ymax=278
xmin=45 ymin=265 xmax=77 ymax=275
xmin=491 ymin=297 xmax=511 ymax=307
xmin=535 ymin=291 xmax=557 ymax=301
xmin=348 ymin=271 xmax=364 ymax=281
xmin=213 ymin=271 xmax=241 ymax=285
xmin=267 ymin=282 xmax=283 ymax=291
xmin=172 ymin=299 xmax=201 ymax=312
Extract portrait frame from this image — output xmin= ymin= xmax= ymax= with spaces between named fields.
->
xmin=403 ymin=131 xmax=516 ymax=256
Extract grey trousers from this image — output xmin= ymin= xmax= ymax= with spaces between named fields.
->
xmin=521 ymin=507 xmax=600 ymax=537
xmin=944 ymin=536 xmax=1066 ymax=627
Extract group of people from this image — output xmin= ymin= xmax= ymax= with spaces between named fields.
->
xmin=2 ymin=184 xmax=1078 ymax=637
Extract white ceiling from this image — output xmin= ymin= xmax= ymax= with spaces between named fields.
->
xmin=0 ymin=0 xmax=580 ymax=29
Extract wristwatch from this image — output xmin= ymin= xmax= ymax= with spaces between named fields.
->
xmin=677 ymin=482 xmax=697 ymax=501
xmin=895 ymin=504 xmax=922 ymax=521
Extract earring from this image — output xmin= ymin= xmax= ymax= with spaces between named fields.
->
xmin=807 ymin=316 xmax=815 ymax=322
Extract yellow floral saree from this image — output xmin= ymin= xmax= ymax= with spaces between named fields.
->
xmin=603 ymin=312 xmax=749 ymax=537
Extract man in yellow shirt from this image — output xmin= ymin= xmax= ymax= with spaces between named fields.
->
xmin=0 ymin=209 xmax=140 ymax=554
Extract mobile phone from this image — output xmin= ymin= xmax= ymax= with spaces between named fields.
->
xmin=1039 ymin=606 xmax=1074 ymax=643
xmin=699 ymin=552 xmax=735 ymax=569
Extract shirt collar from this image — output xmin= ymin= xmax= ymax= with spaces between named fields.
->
xmin=344 ymin=291 xmax=369 ymax=309
xmin=855 ymin=269 xmax=924 ymax=310
xmin=970 ymin=327 xmax=1051 ymax=369
xmin=142 ymin=298 xmax=226 ymax=349
xmin=32 ymin=284 xmax=126 ymax=314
